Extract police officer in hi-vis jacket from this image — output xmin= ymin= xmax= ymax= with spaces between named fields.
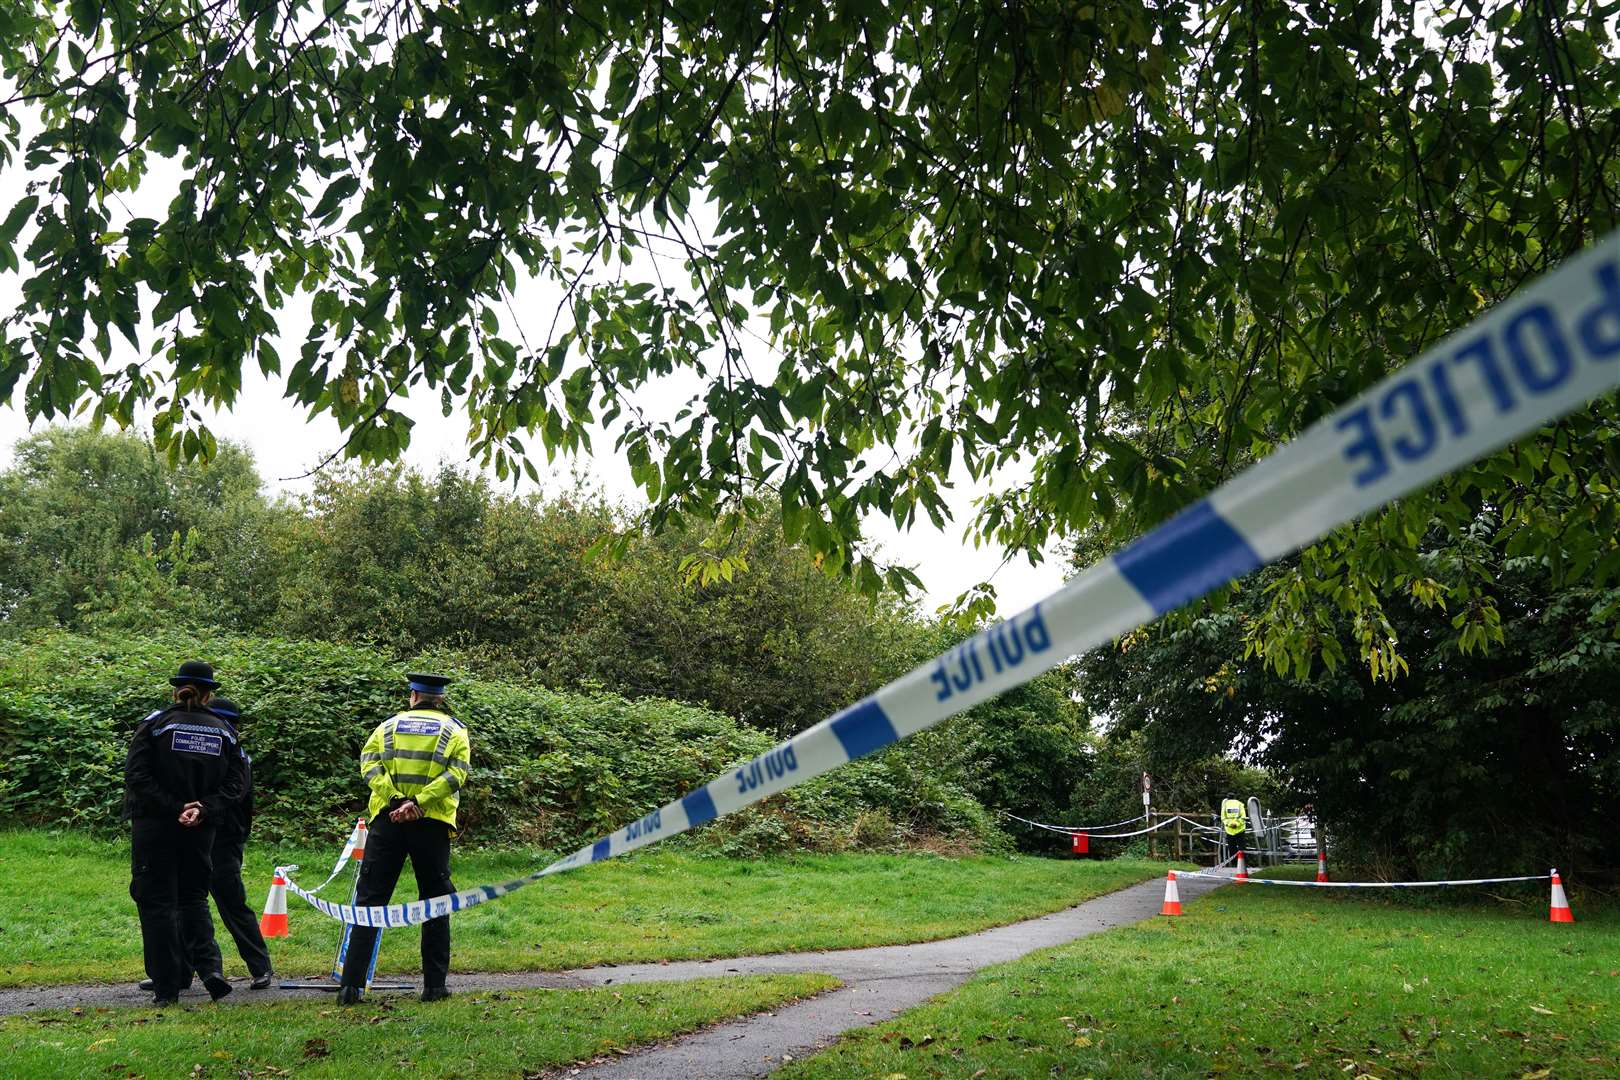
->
xmin=338 ymin=673 xmax=471 ymax=1004
xmin=1220 ymin=797 xmax=1249 ymax=864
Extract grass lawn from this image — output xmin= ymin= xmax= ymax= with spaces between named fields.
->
xmin=0 ymin=829 xmax=1162 ymax=987
xmin=0 ymin=973 xmax=837 ymax=1078
xmin=777 ymin=869 xmax=1620 ymax=1079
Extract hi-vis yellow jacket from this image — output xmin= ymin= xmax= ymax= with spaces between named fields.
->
xmin=360 ymin=709 xmax=471 ymax=830
xmin=1220 ymin=798 xmax=1247 ymax=836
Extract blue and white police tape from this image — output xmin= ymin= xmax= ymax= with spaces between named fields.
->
xmin=293 ymin=821 xmax=366 ymax=895
xmin=1003 ymin=811 xmax=1147 ymax=834
xmin=281 ymin=233 xmax=1620 ymax=926
xmin=1177 ymin=870 xmax=1550 ymax=888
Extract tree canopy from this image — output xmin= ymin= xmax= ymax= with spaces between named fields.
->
xmin=2 ymin=0 xmax=1618 ymax=627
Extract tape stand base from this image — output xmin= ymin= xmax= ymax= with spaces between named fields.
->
xmin=282 ymin=832 xmax=417 ymax=993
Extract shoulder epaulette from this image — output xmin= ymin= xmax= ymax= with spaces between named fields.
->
xmin=137 ymin=707 xmax=172 ymax=731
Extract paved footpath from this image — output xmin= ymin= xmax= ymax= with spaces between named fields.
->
xmin=0 ymin=872 xmax=1227 ymax=1079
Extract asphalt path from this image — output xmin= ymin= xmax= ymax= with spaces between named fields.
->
xmin=0 ymin=870 xmax=1229 ymax=1078
xmin=556 ymin=870 xmax=1228 ymax=1079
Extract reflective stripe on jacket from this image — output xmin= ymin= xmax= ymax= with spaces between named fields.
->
xmin=361 ymin=709 xmax=471 ymax=830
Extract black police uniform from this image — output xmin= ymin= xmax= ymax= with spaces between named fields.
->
xmin=202 ymin=700 xmax=272 ymax=982
xmin=124 ymin=694 xmax=246 ymax=1001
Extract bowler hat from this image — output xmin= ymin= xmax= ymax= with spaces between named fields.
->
xmin=170 ymin=660 xmax=218 ymax=689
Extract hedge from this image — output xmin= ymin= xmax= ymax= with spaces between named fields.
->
xmin=0 ymin=631 xmax=1005 ymax=854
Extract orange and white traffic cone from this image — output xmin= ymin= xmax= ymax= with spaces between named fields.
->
xmin=260 ymin=868 xmax=290 ymax=937
xmin=350 ymin=817 xmax=367 ymax=861
xmin=1160 ymin=871 xmax=1183 ymax=916
xmin=1316 ymin=852 xmax=1329 ymax=883
xmin=1235 ymin=850 xmax=1249 ymax=882
xmin=1549 ymin=869 xmax=1575 ymax=924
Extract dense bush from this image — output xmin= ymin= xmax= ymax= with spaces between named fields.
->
xmin=0 ymin=429 xmax=1151 ymax=857
xmin=0 ymin=631 xmax=1007 ymax=854
xmin=0 ymin=428 xmax=927 ymax=737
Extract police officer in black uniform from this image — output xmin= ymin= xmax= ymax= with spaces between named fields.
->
xmin=136 ymin=696 xmax=273 ymax=993
xmin=202 ymin=697 xmax=274 ymax=987
xmin=124 ymin=660 xmax=246 ymax=1005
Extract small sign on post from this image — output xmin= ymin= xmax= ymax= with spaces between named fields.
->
xmin=1142 ymin=773 xmax=1153 ymax=857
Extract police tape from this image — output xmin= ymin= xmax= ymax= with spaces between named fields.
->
xmin=1177 ymin=870 xmax=1550 ymax=888
xmin=1010 ymin=813 xmax=1225 ymax=840
xmin=280 ymin=233 xmax=1620 ymax=927
xmin=1077 ymin=815 xmax=1203 ymax=840
xmin=1002 ymin=811 xmax=1148 ymax=834
xmin=289 ymin=820 xmax=366 ymax=895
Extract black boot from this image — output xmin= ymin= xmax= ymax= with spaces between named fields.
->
xmin=337 ymin=985 xmax=364 ymax=1005
xmin=202 ymin=973 xmax=233 ymax=1001
xmin=419 ymin=986 xmax=451 ymax=1003
xmin=249 ymin=970 xmax=275 ymax=990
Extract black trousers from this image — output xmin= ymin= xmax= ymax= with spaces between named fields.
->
xmin=207 ymin=828 xmax=273 ymax=978
xmin=341 ymin=816 xmax=453 ymax=989
xmin=130 ymin=818 xmax=222 ymax=997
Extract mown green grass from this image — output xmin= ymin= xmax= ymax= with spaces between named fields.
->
xmin=777 ymin=871 xmax=1620 ymax=1079
xmin=0 ymin=829 xmax=1161 ymax=986
xmin=0 ymin=973 xmax=837 ymax=1078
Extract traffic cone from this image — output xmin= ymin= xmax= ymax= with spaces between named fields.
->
xmin=1235 ymin=850 xmax=1249 ymax=882
xmin=1549 ymin=869 xmax=1574 ymax=924
xmin=1316 ymin=852 xmax=1329 ymax=883
xmin=260 ymin=868 xmax=290 ymax=937
xmin=350 ymin=817 xmax=367 ymax=861
xmin=1160 ymin=871 xmax=1183 ymax=916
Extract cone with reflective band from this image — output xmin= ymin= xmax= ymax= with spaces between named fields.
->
xmin=1160 ymin=871 xmax=1183 ymax=916
xmin=1316 ymin=852 xmax=1329 ymax=883
xmin=1235 ymin=850 xmax=1248 ymax=882
xmin=260 ymin=868 xmax=290 ymax=937
xmin=1549 ymin=869 xmax=1574 ymax=924
xmin=350 ymin=817 xmax=367 ymax=861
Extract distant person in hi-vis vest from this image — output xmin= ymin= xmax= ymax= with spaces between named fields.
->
xmin=338 ymin=673 xmax=471 ymax=1005
xmin=1220 ymin=797 xmax=1249 ymax=864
